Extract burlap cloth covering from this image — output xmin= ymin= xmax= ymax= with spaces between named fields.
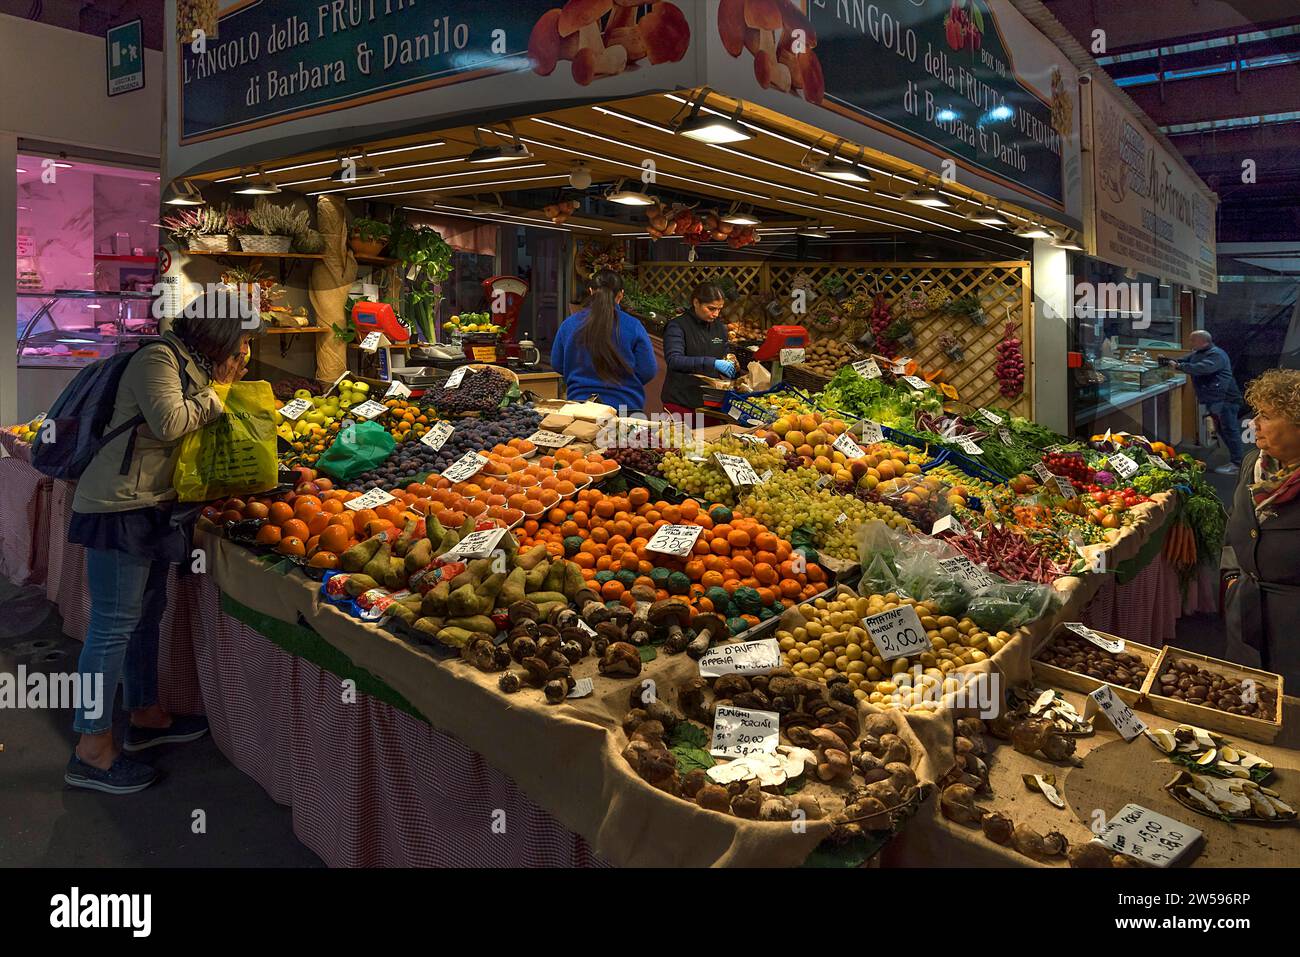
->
xmin=310 ymin=196 xmax=357 ymax=387
xmin=197 ymin=492 xmax=1212 ymax=866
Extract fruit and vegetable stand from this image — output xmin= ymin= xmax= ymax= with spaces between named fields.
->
xmin=3 ymin=359 xmax=1286 ymax=867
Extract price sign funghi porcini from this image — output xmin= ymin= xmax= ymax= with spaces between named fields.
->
xmin=1094 ymin=804 xmax=1201 ymax=868
xmin=710 ymin=705 xmax=780 ymax=758
xmin=861 ymin=605 xmax=932 ymax=662
xmin=645 ymin=524 xmax=703 ymax=558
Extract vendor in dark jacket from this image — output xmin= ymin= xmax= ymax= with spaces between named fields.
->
xmin=661 ymin=282 xmax=735 ymax=416
xmin=1224 ymin=369 xmax=1300 ymax=688
xmin=1160 ymin=330 xmax=1244 ymax=473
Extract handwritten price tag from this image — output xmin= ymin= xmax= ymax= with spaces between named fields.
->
xmin=359 ymin=330 xmax=382 ymax=352
xmin=567 ymin=676 xmax=594 ymax=699
xmin=938 ymin=556 xmax=1001 ymax=591
xmin=1151 ymin=456 xmax=1173 ymax=471
xmin=931 ymin=514 xmax=966 ymax=536
xmin=1094 ymin=804 xmax=1201 ymax=868
xmin=955 ymin=435 xmax=983 ymax=455
xmin=1054 ymin=476 xmax=1078 ymax=500
xmin=979 ymin=409 xmax=1005 ymax=426
xmin=853 ymin=358 xmax=882 ymax=379
xmin=861 ymin=605 xmax=932 ymax=662
xmin=1066 ymin=622 xmax=1124 ymax=653
xmin=278 ymin=398 xmax=311 ymax=421
xmin=346 ymin=488 xmax=395 ymax=511
xmin=779 ymin=347 xmax=805 ymax=365
xmin=1110 ymin=452 xmax=1139 ymax=480
xmin=443 ymin=366 xmax=469 ymax=390
xmin=351 ymin=399 xmax=389 ymax=420
xmin=892 ymin=357 xmax=912 ymax=374
xmin=698 ymin=639 xmax=782 ymax=678
xmin=384 ymin=379 xmax=412 ymax=399
xmin=645 ymin=524 xmax=704 ymax=558
xmin=527 ymin=429 xmax=573 ymax=448
xmin=901 ymin=375 xmax=932 ymax=391
xmin=833 ymin=432 xmax=866 ymax=459
xmin=1088 ymin=683 xmax=1147 ymax=740
xmin=999 ymin=428 xmax=1014 ymax=446
xmin=1032 ymin=462 xmax=1055 ymax=483
xmin=440 ymin=451 xmax=487 ymax=484
xmin=715 ymin=452 xmax=763 ymax=487
xmin=859 ymin=420 xmax=885 ymax=445
xmin=710 ymin=705 xmax=780 ymax=758
xmin=735 ymin=432 xmax=767 ymax=446
xmin=420 ymin=421 xmax=455 ymax=451
xmin=443 ymin=526 xmax=508 ymax=560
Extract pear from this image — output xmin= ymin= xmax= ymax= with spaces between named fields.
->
xmin=394 ymin=517 xmax=423 ymax=557
xmin=424 ymin=512 xmax=446 ymax=545
xmin=383 ymin=556 xmax=407 ymax=591
xmin=404 ymin=538 xmax=433 ymax=574
xmin=341 ymin=535 xmax=383 ymax=572
xmin=362 ymin=540 xmax=391 ymax=581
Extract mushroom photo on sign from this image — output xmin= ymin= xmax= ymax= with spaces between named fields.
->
xmin=528 ymin=1 xmax=691 ymax=85
xmin=718 ymin=0 xmax=825 ymax=104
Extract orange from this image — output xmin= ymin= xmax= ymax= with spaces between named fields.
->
xmin=755 ymin=531 xmax=779 ymax=552
xmin=327 ymin=513 xmax=354 ymax=530
xmin=281 ymin=519 xmax=310 ymax=541
xmin=780 ymin=579 xmax=801 ymax=599
xmin=728 ymin=529 xmax=751 ymax=549
xmin=308 ymin=551 xmax=339 ymax=569
xmin=754 ymin=563 xmax=778 ymax=586
xmin=365 ymin=519 xmax=396 ymax=538
xmin=701 ymin=570 xmax=724 ymax=588
xmin=255 ymin=524 xmax=282 ymax=546
xmin=319 ymin=525 xmax=350 ymax=554
xmin=321 ymin=498 xmax=345 ymax=515
xmin=710 ymin=538 xmax=730 ymax=556
xmin=601 ymin=580 xmax=625 ymax=601
xmin=731 ymin=556 xmax=754 ymax=578
xmin=685 ymin=560 xmax=705 ymax=581
xmin=351 ymin=509 xmax=378 ymax=534
xmin=277 ymin=536 xmax=306 ymax=557
xmin=628 ymin=488 xmax=650 ymax=508
xmin=268 ymin=501 xmax=294 ymax=526
xmin=294 ymin=494 xmax=323 ymax=513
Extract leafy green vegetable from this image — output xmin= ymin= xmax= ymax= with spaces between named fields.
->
xmin=666 ymin=721 xmax=714 ymax=776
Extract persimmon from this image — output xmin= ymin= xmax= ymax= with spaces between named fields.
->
xmin=281 ymin=519 xmax=310 ymax=541
xmin=255 ymin=524 xmax=282 ymax=546
xmin=268 ymin=501 xmax=294 ymax=526
xmin=277 ymin=536 xmax=306 ymax=557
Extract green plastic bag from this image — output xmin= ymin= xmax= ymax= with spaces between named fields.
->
xmin=174 ymin=381 xmax=278 ymax=502
xmin=314 ymin=420 xmax=396 ymax=481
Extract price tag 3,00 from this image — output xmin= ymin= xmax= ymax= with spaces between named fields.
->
xmin=861 ymin=605 xmax=932 ymax=662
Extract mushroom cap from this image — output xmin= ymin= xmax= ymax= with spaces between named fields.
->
xmin=559 ymin=0 xmax=614 ymax=36
xmin=599 ymin=641 xmax=643 ymax=677
xmin=527 ymin=9 xmax=565 ymax=75
xmin=809 ymin=726 xmax=848 ymax=753
xmin=648 ymin=599 xmax=691 ymax=627
xmin=640 ymin=1 xmax=691 ymax=65
xmin=690 ymin=612 xmax=726 ymax=635
xmin=778 ymin=2 xmax=817 ymax=47
xmin=507 ymin=599 xmax=540 ymax=625
xmin=743 ymin=0 xmax=783 ymax=31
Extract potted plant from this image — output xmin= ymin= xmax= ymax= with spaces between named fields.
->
xmin=238 ymin=197 xmax=309 ymax=254
xmin=884 ymin=317 xmax=916 ymax=350
xmin=818 ymin=272 xmax=851 ymax=303
xmin=162 ymin=205 xmax=234 ymax=252
xmin=948 ymin=293 xmax=987 ymax=326
xmin=390 ymin=223 xmax=453 ymax=343
xmin=939 ymin=333 xmax=965 ymax=362
xmin=349 ymin=217 xmax=391 ymax=258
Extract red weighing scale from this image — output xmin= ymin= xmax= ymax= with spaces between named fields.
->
xmin=351 ymin=300 xmax=410 ymax=343
xmin=479 ymin=275 xmax=530 ymax=360
xmin=754 ymin=325 xmax=809 ymax=385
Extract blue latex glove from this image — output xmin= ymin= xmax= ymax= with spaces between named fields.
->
xmin=714 ymin=359 xmax=738 ymax=378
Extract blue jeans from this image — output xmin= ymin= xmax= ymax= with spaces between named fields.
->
xmin=74 ymin=548 xmax=169 ymax=735
xmin=1208 ymin=400 xmax=1244 ymax=466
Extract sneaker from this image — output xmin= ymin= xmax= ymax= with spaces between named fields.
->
xmin=1213 ymin=463 xmax=1239 ymax=475
xmin=65 ymin=752 xmax=158 ymax=795
xmin=123 ymin=715 xmax=209 ymax=753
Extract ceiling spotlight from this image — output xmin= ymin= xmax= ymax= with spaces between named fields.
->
xmin=721 ymin=203 xmax=761 ymax=226
xmin=163 ymin=179 xmax=205 ymax=206
xmin=674 ymin=90 xmax=752 ymax=144
xmin=1051 ymin=233 xmax=1084 ymax=251
xmin=902 ymin=187 xmax=952 ymax=208
xmin=569 ymin=164 xmax=593 ymax=190
xmin=234 ymin=167 xmax=281 ymax=195
xmin=467 ymin=122 xmax=534 ymax=164
xmin=329 ymin=152 xmax=383 ymax=183
xmin=796 ymin=223 xmax=830 ymax=238
xmin=604 ymin=179 xmax=656 ymax=206
xmin=971 ymin=208 xmax=1009 ymax=227
xmin=1014 ymin=223 xmax=1054 ymax=239
xmin=470 ymin=192 xmax=507 ymax=215
xmin=809 ymin=141 xmax=872 ymax=182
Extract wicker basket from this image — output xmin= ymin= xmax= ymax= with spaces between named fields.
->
xmin=190 ymin=234 xmax=232 ymax=252
xmin=238 ymin=234 xmax=293 ymax=254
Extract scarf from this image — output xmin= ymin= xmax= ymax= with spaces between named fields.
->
xmin=1250 ymin=453 xmax=1300 ymax=521
xmin=173 ymin=330 xmax=214 ymax=381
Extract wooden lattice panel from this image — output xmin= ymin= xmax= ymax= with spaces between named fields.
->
xmin=636 ymin=261 xmax=1033 ymax=417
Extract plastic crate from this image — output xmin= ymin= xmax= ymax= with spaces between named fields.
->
xmin=720 ymin=383 xmax=818 ymax=425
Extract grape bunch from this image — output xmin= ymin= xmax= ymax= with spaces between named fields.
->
xmin=426 ymin=367 xmax=512 ymax=415
xmin=738 ymin=467 xmax=915 ymax=559
xmin=603 ymin=445 xmax=670 ymax=476
xmin=660 ymin=436 xmax=786 ymax=506
xmin=344 ymin=404 xmax=541 ymax=491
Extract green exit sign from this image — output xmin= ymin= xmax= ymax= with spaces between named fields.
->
xmin=106 ymin=18 xmax=145 ymax=96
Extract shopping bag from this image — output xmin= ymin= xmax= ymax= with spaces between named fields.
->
xmin=313 ymin=420 xmax=395 ymax=481
xmin=173 ymin=381 xmax=279 ymax=502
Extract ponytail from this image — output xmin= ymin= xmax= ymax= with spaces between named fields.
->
xmin=576 ymin=270 xmax=632 ymax=383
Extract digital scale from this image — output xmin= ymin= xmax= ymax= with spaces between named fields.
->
xmin=753 ymin=324 xmax=809 ymax=385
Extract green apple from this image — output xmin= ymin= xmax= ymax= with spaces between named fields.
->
xmin=294 ymin=389 xmax=312 ymax=400
xmin=339 ymin=379 xmax=354 ymax=391
xmin=353 ymin=382 xmax=370 ymax=394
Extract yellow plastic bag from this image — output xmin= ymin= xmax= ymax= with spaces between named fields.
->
xmin=173 ymin=380 xmax=278 ymax=502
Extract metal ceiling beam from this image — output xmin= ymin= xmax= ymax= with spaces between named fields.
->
xmin=1102 ymin=32 xmax=1300 ymax=80
xmin=1041 ymin=0 xmax=1300 ymax=54
xmin=1124 ymin=63 xmax=1300 ymax=125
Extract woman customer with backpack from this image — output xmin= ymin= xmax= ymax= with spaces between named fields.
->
xmin=65 ymin=290 xmax=262 ymax=794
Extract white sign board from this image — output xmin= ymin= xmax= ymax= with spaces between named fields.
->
xmin=277 ymin=398 xmax=312 ymax=421
xmin=442 ymin=526 xmax=509 ymax=560
xmin=853 ymin=358 xmax=882 ymax=380
xmin=779 ymin=348 xmax=806 ymax=366
xmin=1066 ymin=622 xmax=1124 ymax=654
xmin=938 ymin=556 xmax=1001 ymax=591
xmin=714 ymin=453 xmax=764 ymax=487
xmin=710 ymin=705 xmax=780 ymax=758
xmin=346 ymin=488 xmax=395 ymax=511
xmin=384 ymin=379 xmax=412 ymax=399
xmin=833 ymin=432 xmax=866 ymax=459
xmin=443 ymin=366 xmax=469 ymax=390
xmin=645 ymin=524 xmax=704 ymax=558
xmin=420 ymin=421 xmax=455 ymax=451
xmin=528 ymin=429 xmax=573 ymax=448
xmin=1093 ymin=804 xmax=1202 ymax=867
xmin=351 ymin=399 xmax=389 ymax=420
xmin=697 ymin=639 xmax=782 ymax=678
xmin=440 ymin=451 xmax=488 ymax=484
xmin=1088 ymin=683 xmax=1147 ymax=741
xmin=861 ymin=605 xmax=932 ymax=662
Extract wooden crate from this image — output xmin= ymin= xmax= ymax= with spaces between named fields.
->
xmin=1139 ymin=645 xmax=1284 ymax=744
xmin=1030 ymin=625 xmax=1161 ymax=708
xmin=635 ymin=260 xmax=1032 ymax=417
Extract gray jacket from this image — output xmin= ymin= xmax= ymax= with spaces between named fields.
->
xmin=72 ymin=332 xmax=224 ymax=513
xmin=1223 ymin=449 xmax=1300 ymax=687
xmin=1176 ymin=344 xmax=1240 ymax=406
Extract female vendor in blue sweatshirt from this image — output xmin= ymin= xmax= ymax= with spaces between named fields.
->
xmin=551 ymin=270 xmax=658 ymax=415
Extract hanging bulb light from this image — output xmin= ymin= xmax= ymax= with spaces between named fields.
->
xmin=604 ymin=178 xmax=655 ymax=206
xmin=233 ymin=167 xmax=281 ymax=195
xmin=163 ymin=179 xmax=205 ymax=205
xmin=674 ymin=89 xmax=752 ymax=143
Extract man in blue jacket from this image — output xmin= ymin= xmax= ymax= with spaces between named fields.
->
xmin=1160 ymin=330 xmax=1244 ymax=473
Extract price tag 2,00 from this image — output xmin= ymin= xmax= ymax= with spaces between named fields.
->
xmin=714 ymin=452 xmax=763 ymax=487
xmin=278 ymin=398 xmax=312 ymax=421
xmin=861 ymin=605 xmax=932 ymax=662
xmin=1087 ymin=683 xmax=1147 ymax=741
xmin=645 ymin=524 xmax=704 ymax=558
xmin=710 ymin=705 xmax=780 ymax=758
xmin=420 ymin=421 xmax=455 ymax=451
xmin=1066 ymin=622 xmax=1124 ymax=653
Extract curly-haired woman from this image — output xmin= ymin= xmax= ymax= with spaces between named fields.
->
xmin=1224 ymin=369 xmax=1300 ymax=685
